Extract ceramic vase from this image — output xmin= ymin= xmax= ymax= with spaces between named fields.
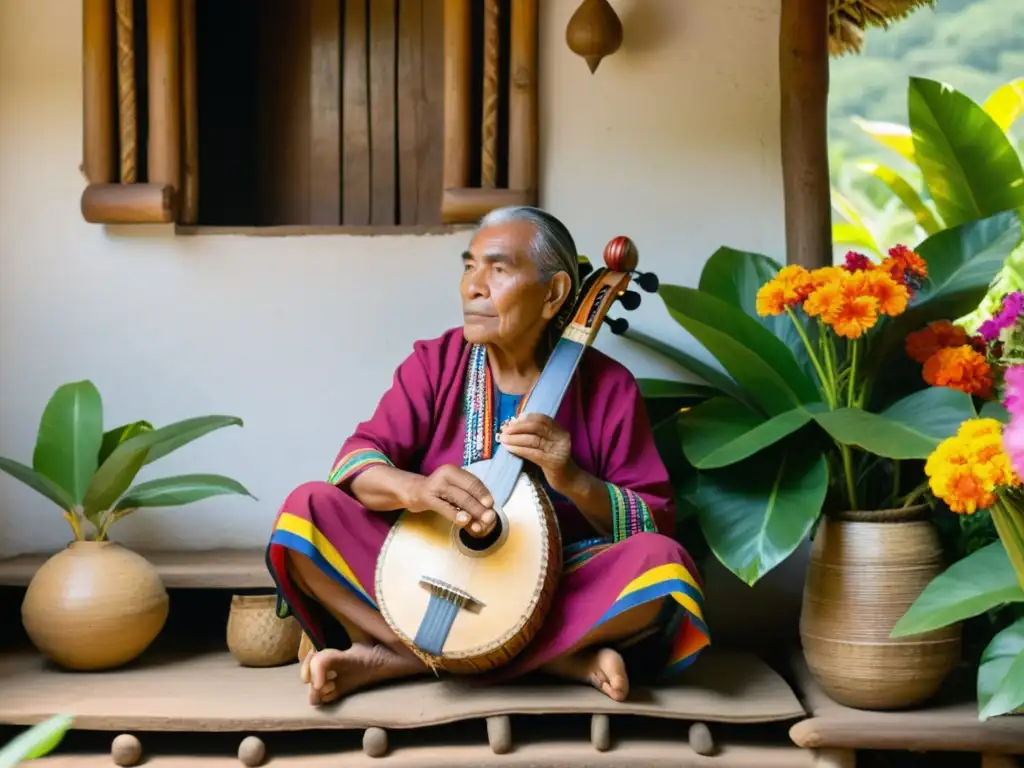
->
xmin=800 ymin=506 xmax=961 ymax=709
xmin=226 ymin=593 xmax=302 ymax=667
xmin=21 ymin=541 xmax=169 ymax=670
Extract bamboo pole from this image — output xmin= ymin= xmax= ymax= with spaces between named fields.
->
xmin=180 ymin=0 xmax=199 ymax=223
xmin=115 ymin=0 xmax=137 ymax=183
xmin=442 ymin=0 xmax=471 ymax=195
xmin=81 ymin=183 xmax=176 ymax=223
xmin=442 ymin=188 xmax=533 ymax=222
xmin=507 ymin=0 xmax=537 ymax=198
xmin=779 ymin=0 xmax=831 ymax=270
xmin=147 ymin=0 xmax=182 ymax=195
xmin=83 ymin=0 xmax=116 ymax=184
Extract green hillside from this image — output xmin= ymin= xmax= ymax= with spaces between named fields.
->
xmin=828 ymin=0 xmax=1024 ymax=162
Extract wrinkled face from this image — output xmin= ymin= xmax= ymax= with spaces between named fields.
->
xmin=460 ymin=220 xmax=571 ymax=350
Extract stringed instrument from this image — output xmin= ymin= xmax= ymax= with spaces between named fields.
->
xmin=374 ymin=236 xmax=658 ymax=674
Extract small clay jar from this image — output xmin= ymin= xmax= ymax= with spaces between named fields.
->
xmin=21 ymin=541 xmax=169 ymax=670
xmin=226 ymin=594 xmax=302 ymax=667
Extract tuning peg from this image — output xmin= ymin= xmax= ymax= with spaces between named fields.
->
xmin=605 ymin=316 xmax=629 ymax=335
xmin=618 ymin=290 xmax=641 ymax=311
xmin=634 ymin=271 xmax=659 ymax=293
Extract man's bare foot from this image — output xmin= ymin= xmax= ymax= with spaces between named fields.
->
xmin=299 ymin=643 xmax=425 ymax=705
xmin=543 ymin=647 xmax=630 ymax=702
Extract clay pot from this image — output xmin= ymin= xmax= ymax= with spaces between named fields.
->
xmin=800 ymin=506 xmax=961 ymax=710
xmin=21 ymin=541 xmax=169 ymax=670
xmin=226 ymin=594 xmax=302 ymax=667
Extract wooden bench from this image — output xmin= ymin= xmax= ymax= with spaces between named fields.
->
xmin=788 ymin=652 xmax=1024 ymax=767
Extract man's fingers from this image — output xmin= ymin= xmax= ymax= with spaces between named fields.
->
xmin=444 ymin=467 xmax=495 ymax=509
xmin=430 ymin=496 xmax=470 ymax=527
xmin=499 ymin=431 xmax=545 ymax=451
xmin=443 ymin=486 xmax=491 ymax=522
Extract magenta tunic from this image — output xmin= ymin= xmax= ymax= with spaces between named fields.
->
xmin=266 ymin=328 xmax=709 ymax=679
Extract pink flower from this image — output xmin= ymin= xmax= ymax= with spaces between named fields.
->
xmin=979 ymin=292 xmax=1024 ymax=342
xmin=843 ymin=251 xmax=872 ymax=272
xmin=1005 ymin=365 xmax=1024 ymax=420
xmin=1004 ymin=417 xmax=1024 ymax=478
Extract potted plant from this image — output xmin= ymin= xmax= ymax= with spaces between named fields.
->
xmin=0 ymin=380 xmax=252 ymax=671
xmin=891 ymin=296 xmax=1024 ymax=720
xmin=623 ymin=209 xmax=1022 ymax=709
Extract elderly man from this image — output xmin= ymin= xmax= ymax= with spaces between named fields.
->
xmin=266 ymin=206 xmax=708 ymax=706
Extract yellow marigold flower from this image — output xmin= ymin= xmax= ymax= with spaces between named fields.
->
xmin=755 ymin=265 xmax=813 ymax=317
xmin=922 ymin=346 xmax=993 ymax=398
xmin=958 ymin=418 xmax=1003 ymax=442
xmin=928 ymin=464 xmax=999 ymax=515
xmin=808 ymin=266 xmax=846 ymax=289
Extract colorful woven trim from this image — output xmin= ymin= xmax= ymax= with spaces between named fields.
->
xmin=462 ymin=344 xmax=527 ymax=465
xmin=607 ymin=484 xmax=657 ymax=542
xmin=328 ymin=449 xmax=393 ymax=487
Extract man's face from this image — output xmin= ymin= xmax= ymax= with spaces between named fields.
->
xmin=460 ymin=221 xmax=564 ymax=349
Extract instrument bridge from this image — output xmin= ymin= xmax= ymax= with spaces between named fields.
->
xmin=412 ymin=575 xmax=485 ymax=657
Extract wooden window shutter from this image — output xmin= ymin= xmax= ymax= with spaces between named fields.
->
xmin=441 ymin=0 xmax=538 ymax=224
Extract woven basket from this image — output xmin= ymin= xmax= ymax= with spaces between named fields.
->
xmin=226 ymin=594 xmax=302 ymax=667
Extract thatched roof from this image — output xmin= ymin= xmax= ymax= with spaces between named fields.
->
xmin=829 ymin=0 xmax=936 ymax=56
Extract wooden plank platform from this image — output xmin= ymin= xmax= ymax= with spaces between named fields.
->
xmin=788 ymin=652 xmax=1024 ymax=755
xmin=27 ymin=742 xmax=818 ymax=768
xmin=0 ymin=548 xmax=271 ymax=589
xmin=0 ymin=648 xmax=804 ymax=732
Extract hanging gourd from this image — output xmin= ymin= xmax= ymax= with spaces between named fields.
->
xmin=565 ymin=0 xmax=623 ymax=74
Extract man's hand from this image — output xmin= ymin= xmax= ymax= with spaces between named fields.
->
xmin=498 ymin=413 xmax=577 ymax=494
xmin=403 ymin=464 xmax=497 ymax=536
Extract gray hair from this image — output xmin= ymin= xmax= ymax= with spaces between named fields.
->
xmin=477 ymin=206 xmax=581 ymax=332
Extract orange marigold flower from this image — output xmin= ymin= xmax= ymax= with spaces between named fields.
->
xmin=828 ymin=295 xmax=879 ymax=338
xmin=888 ymin=244 xmax=928 ymax=281
xmin=922 ymin=345 xmax=993 ymax=397
xmin=808 ymin=266 xmax=846 ymax=288
xmin=755 ymin=281 xmax=787 ymax=316
xmin=905 ymin=320 xmax=968 ymax=364
xmin=861 ymin=270 xmax=909 ymax=316
xmin=804 ymin=282 xmax=844 ymax=321
xmin=755 ymin=265 xmax=812 ymax=316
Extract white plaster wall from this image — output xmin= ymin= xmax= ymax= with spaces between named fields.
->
xmin=0 ymin=0 xmax=787 ymax=579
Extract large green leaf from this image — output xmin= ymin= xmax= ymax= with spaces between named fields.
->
xmin=853 ymin=116 xmax=916 ymax=164
xmin=622 ymin=328 xmax=751 ymax=408
xmin=143 ymin=415 xmax=244 ymax=465
xmin=978 ymin=618 xmax=1024 ymax=720
xmin=868 ymin=211 xmax=1023 ymax=370
xmin=982 ymin=78 xmax=1024 ymax=135
xmin=833 ymin=222 xmax=882 ymax=255
xmin=832 ymin=189 xmax=882 ymax=256
xmin=114 ymin=474 xmax=254 ymax=510
xmin=908 ymin=76 xmax=1024 ymax=229
xmin=854 ymin=160 xmax=943 ymax=235
xmin=636 ymin=378 xmax=718 ymax=402
xmin=814 ymin=387 xmax=975 ymax=459
xmin=81 ymin=432 xmax=153 ymax=521
xmin=679 ymin=397 xmax=818 ymax=469
xmin=980 ymin=400 xmax=1011 ymax=424
xmin=891 ymin=542 xmax=1024 ymax=638
xmin=98 ymin=420 xmax=153 ymax=466
xmin=0 ymin=457 xmax=76 ymax=512
xmin=659 ymin=286 xmax=822 ymax=416
xmin=0 ymin=714 xmax=74 ymax=767
xmin=688 ymin=447 xmax=829 ymax=585
xmin=31 ymin=380 xmax=103 ymax=505
xmin=698 ymin=247 xmax=820 ymax=385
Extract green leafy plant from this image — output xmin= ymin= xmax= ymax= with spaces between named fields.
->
xmin=0 ymin=715 xmax=73 ymax=767
xmin=0 ymin=380 xmax=253 ymax=541
xmin=832 ymin=76 xmax=1024 ymax=328
xmin=626 ymin=210 xmax=1022 ymax=586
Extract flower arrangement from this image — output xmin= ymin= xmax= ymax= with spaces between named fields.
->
xmin=621 ymin=211 xmax=1022 ymax=586
xmin=892 ymin=290 xmax=1024 ymax=720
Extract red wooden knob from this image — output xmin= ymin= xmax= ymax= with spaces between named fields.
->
xmin=603 ymin=236 xmax=638 ymax=273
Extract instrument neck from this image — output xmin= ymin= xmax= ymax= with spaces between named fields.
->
xmin=485 ymin=338 xmax=588 ymax=507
